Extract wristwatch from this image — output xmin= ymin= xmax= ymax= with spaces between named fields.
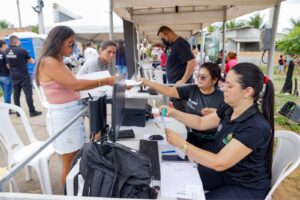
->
xmin=180 ymin=142 xmax=188 ymax=154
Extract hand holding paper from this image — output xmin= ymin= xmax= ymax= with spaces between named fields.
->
xmin=125 ymin=80 xmax=142 ymax=86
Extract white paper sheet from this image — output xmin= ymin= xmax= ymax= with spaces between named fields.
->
xmin=76 ymin=71 xmax=112 ymax=98
xmin=160 ymin=162 xmax=205 ymax=199
xmin=125 ymin=80 xmax=142 ymax=86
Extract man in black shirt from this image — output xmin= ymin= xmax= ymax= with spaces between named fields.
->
xmin=157 ymin=26 xmax=197 ymax=111
xmin=0 ymin=40 xmax=12 ymax=106
xmin=5 ymin=35 xmax=41 ymax=117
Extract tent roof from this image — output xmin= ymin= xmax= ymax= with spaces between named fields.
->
xmin=45 ymin=18 xmax=124 ymax=42
xmin=113 ymin=0 xmax=282 ymax=43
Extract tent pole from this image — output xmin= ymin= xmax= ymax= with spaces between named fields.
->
xmin=200 ymin=23 xmax=205 ymax=66
xmin=221 ymin=6 xmax=227 ymax=70
xmin=109 ymin=0 xmax=114 ymax=40
xmin=267 ymin=0 xmax=282 ymax=80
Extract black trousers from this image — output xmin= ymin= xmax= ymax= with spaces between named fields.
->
xmin=11 ymin=76 xmax=36 ymax=113
xmin=198 ymin=165 xmax=269 ymax=200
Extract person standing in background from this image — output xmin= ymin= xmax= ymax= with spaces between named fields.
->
xmin=151 ymin=44 xmax=163 ymax=68
xmin=160 ymin=45 xmax=167 ymax=84
xmin=115 ymin=40 xmax=127 ymax=77
xmin=281 ymin=56 xmax=295 ymax=94
xmin=0 ymin=40 xmax=12 ymax=107
xmin=225 ymin=51 xmax=238 ymax=74
xmin=83 ymin=41 xmax=98 ymax=62
xmin=278 ymin=55 xmax=284 ymax=74
xmin=157 ymin=26 xmax=197 ymax=112
xmin=285 ymin=54 xmax=292 ymax=72
xmin=5 ymin=35 xmax=41 ymax=117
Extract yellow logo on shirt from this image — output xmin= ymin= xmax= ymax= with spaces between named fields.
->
xmin=222 ymin=133 xmax=233 ymax=145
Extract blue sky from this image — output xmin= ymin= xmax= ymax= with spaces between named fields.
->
xmin=0 ymin=0 xmax=299 ymax=32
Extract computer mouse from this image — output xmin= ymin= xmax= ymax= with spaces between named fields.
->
xmin=149 ymin=134 xmax=164 ymax=140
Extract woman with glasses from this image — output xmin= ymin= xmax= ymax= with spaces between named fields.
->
xmin=34 ymin=26 xmax=116 ymax=186
xmin=162 ymin=63 xmax=274 ymax=199
xmin=141 ymin=62 xmax=224 ymax=149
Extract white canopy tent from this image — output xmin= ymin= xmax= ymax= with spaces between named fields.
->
xmin=112 ymin=0 xmax=284 ymax=78
xmin=113 ymin=0 xmax=281 ymax=42
xmin=45 ymin=18 xmax=124 ymax=42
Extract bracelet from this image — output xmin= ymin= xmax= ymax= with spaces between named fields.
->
xmin=98 ymin=79 xmax=101 ymax=86
xmin=180 ymin=142 xmax=188 ymax=154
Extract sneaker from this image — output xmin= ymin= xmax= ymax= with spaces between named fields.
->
xmin=16 ymin=113 xmax=20 ymax=117
xmin=9 ymin=110 xmax=15 ymax=114
xmin=29 ymin=111 xmax=42 ymax=117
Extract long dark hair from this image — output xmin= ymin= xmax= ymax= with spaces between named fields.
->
xmin=231 ymin=63 xmax=274 ymax=178
xmin=35 ymin=26 xmax=75 ymax=85
xmin=201 ymin=62 xmax=221 ymax=86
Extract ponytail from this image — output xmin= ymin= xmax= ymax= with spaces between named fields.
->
xmin=262 ymin=79 xmax=275 ymax=179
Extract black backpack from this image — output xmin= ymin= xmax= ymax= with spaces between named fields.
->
xmin=76 ymin=141 xmax=157 ymax=198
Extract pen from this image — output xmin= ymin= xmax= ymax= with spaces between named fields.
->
xmin=154 ymin=123 xmax=161 ymax=129
xmin=161 ymin=150 xmax=176 ymax=154
xmin=160 ymin=115 xmax=167 ymax=129
xmin=88 ymin=93 xmax=93 ymax=100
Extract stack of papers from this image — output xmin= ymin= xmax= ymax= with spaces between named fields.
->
xmin=160 ymin=162 xmax=205 ymax=199
xmin=76 ymin=71 xmax=142 ymax=99
xmin=76 ymin=71 xmax=112 ymax=99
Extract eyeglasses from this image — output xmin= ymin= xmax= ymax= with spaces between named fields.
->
xmin=66 ymin=41 xmax=75 ymax=49
xmin=197 ymin=74 xmax=208 ymax=81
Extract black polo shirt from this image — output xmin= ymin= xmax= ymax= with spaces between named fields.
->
xmin=5 ymin=45 xmax=31 ymax=79
xmin=0 ymin=51 xmax=9 ymax=76
xmin=214 ymin=104 xmax=272 ymax=190
xmin=166 ymin=37 xmax=194 ymax=84
xmin=177 ymin=84 xmax=224 ymax=141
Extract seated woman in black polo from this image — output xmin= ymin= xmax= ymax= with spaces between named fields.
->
xmin=141 ymin=62 xmax=224 ymax=149
xmin=162 ymin=63 xmax=274 ymax=199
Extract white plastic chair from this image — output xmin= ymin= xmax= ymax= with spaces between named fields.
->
xmin=32 ymin=80 xmax=49 ymax=126
xmin=0 ymin=141 xmax=19 ymax=192
xmin=0 ymin=103 xmax=55 ymax=194
xmin=265 ymin=130 xmax=300 ymax=200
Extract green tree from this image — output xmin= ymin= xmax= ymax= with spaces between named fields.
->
xmin=0 ymin=19 xmax=12 ymax=29
xmin=226 ymin=19 xmax=245 ymax=30
xmin=277 ymin=26 xmax=300 ymax=55
xmin=31 ymin=25 xmax=39 ymax=33
xmin=248 ymin=13 xmax=265 ymax=29
xmin=207 ymin=25 xmax=217 ymax=33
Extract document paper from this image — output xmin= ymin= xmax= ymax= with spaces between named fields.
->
xmin=76 ymin=71 xmax=112 ymax=98
xmin=160 ymin=162 xmax=205 ymax=199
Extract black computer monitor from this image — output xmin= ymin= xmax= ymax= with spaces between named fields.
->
xmin=88 ymin=93 xmax=107 ymax=140
xmin=139 ymin=66 xmax=145 ymax=78
xmin=110 ymin=76 xmax=126 ymax=142
xmin=138 ymin=66 xmax=148 ymax=93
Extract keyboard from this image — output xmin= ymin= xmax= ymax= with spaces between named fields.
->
xmin=139 ymin=140 xmax=161 ymax=180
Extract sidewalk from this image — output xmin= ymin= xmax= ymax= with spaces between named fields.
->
xmin=0 ymin=88 xmax=63 ymax=195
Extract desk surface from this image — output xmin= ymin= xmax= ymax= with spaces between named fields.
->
xmin=66 ymin=118 xmax=205 ymax=199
